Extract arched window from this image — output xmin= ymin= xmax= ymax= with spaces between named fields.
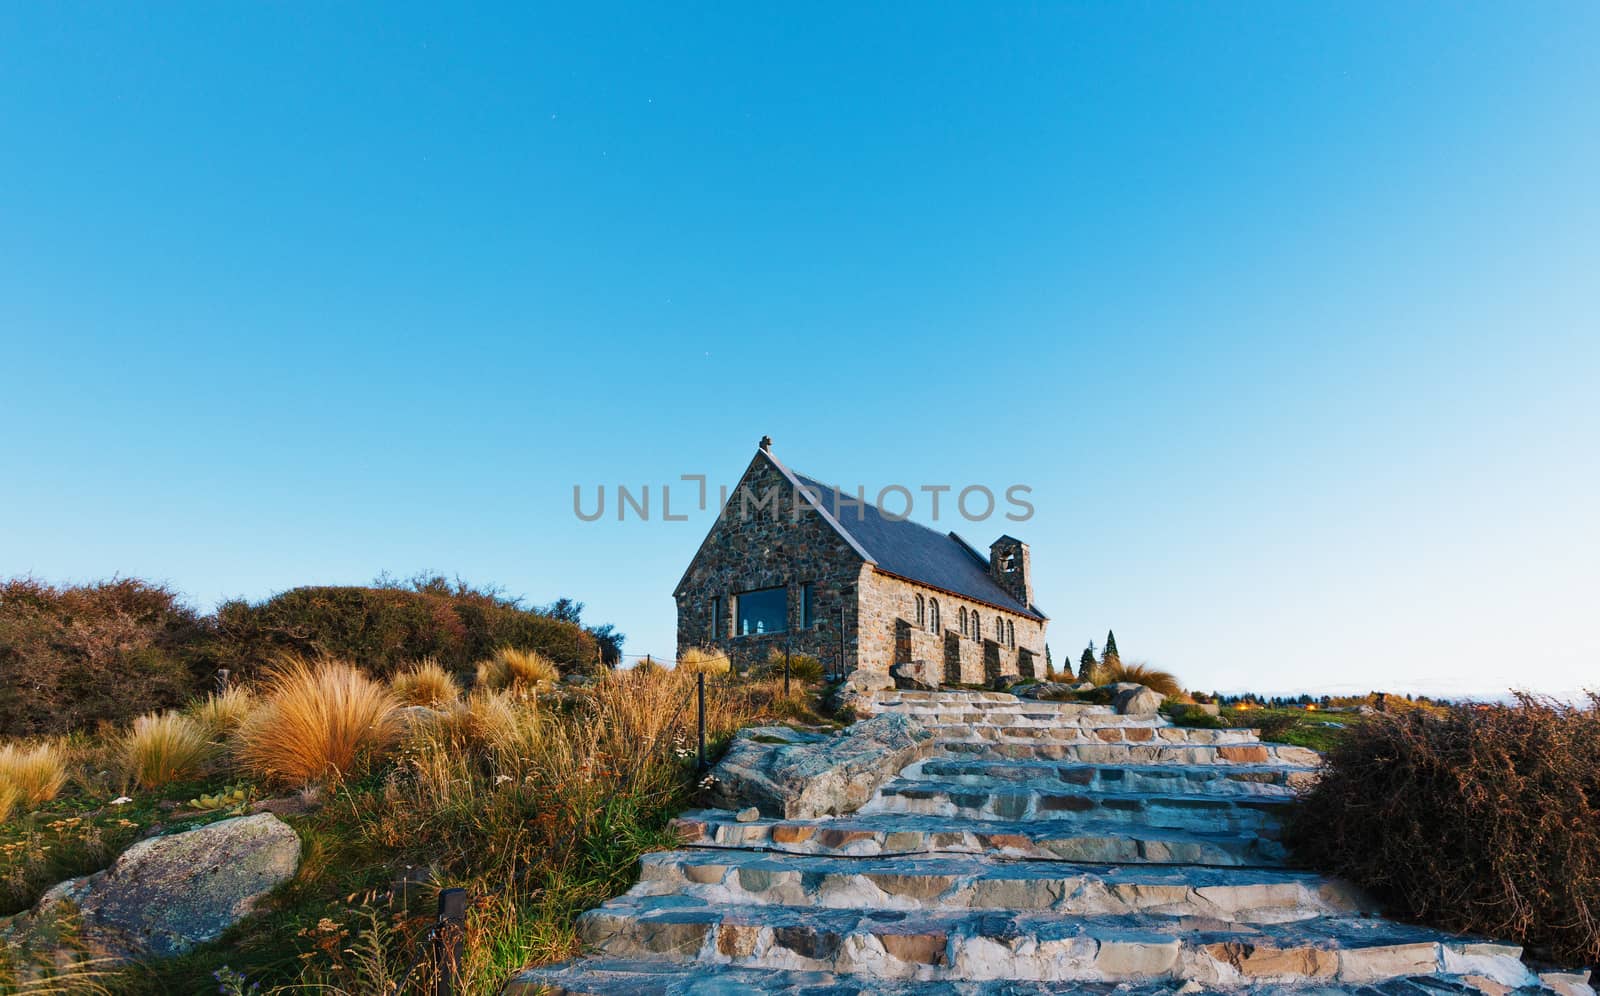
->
xmin=958 ymin=607 xmax=967 ymax=637
xmin=1007 ymin=620 xmax=1015 ymax=647
xmin=929 ymin=599 xmax=940 ymax=633
xmin=915 ymin=594 xmax=924 ymax=627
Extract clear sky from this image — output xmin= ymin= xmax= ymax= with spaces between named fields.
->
xmin=2 ymin=4 xmax=1596 ymax=698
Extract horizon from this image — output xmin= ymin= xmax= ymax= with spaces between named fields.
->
xmin=3 ymin=4 xmax=1597 ymax=700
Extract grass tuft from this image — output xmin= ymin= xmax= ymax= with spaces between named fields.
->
xmin=475 ymin=647 xmax=560 ymax=692
xmin=236 ymin=657 xmax=400 ymax=788
xmin=391 ymin=659 xmax=461 ymax=707
xmin=1095 ymin=659 xmax=1183 ymax=698
xmin=0 ymin=740 xmax=70 ymax=810
xmin=185 ymin=686 xmax=257 ymax=739
xmin=675 ymin=646 xmax=731 ymax=675
xmin=119 ymin=712 xmax=213 ymax=789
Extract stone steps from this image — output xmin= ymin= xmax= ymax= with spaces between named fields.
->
xmin=671 ymin=811 xmax=1289 ymax=867
xmin=923 ymin=723 xmax=1262 ymax=744
xmin=863 ymin=781 xmax=1288 ymax=834
xmin=509 ymin=957 xmax=1527 ymax=995
xmin=906 ymin=759 xmax=1317 ymax=797
xmin=511 ymin=691 xmax=1576 ymax=995
xmin=633 ymin=850 xmax=1372 ymax=922
xmin=570 ymin=897 xmax=1536 ymax=987
xmin=937 ymin=740 xmax=1322 ymax=767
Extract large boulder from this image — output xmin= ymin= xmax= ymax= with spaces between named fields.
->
xmin=889 ymin=659 xmax=940 ymax=691
xmin=1017 ymin=681 xmax=1095 ymax=700
xmin=1107 ymin=681 xmax=1165 ymax=716
xmin=3 ymin=813 xmax=300 ymax=970
xmin=705 ymin=714 xmax=934 ymax=819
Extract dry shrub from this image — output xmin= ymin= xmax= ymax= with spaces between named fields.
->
xmin=475 ymin=647 xmax=560 ymax=692
xmin=1287 ymin=692 xmax=1600 ymax=965
xmin=391 ymin=659 xmax=460 ymax=707
xmin=0 ymin=577 xmax=212 ymax=736
xmin=675 ymin=646 xmax=731 ymax=675
xmin=1096 ymin=659 xmax=1182 ymax=698
xmin=237 ymin=658 xmax=400 ymax=787
xmin=0 ymin=741 xmax=68 ymax=809
xmin=185 ymin=686 xmax=257 ymax=739
xmin=118 ymin=712 xmax=213 ymax=789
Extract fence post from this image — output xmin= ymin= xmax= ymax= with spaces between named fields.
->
xmin=434 ymin=888 xmax=467 ymax=996
xmin=696 ymin=671 xmax=707 ymax=772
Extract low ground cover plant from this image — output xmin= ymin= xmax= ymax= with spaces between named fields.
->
xmin=1286 ymin=693 xmax=1600 ymax=966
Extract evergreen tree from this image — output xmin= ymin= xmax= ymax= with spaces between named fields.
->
xmin=1044 ymin=644 xmax=1055 ymax=679
xmin=1078 ymin=642 xmax=1097 ymax=683
xmin=1103 ymin=630 xmax=1121 ymax=672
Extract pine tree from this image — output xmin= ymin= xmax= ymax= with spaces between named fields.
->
xmin=1078 ymin=642 xmax=1097 ymax=683
xmin=1044 ymin=644 xmax=1056 ymax=679
xmin=1103 ymin=630 xmax=1121 ymax=673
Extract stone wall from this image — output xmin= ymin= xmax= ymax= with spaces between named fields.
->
xmin=674 ymin=451 xmax=1051 ymax=683
xmin=674 ymin=454 xmax=873 ymax=675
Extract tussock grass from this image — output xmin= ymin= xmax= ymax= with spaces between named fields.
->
xmin=1096 ymin=659 xmax=1183 ymax=698
xmin=475 ymin=647 xmax=560 ymax=692
xmin=675 ymin=646 xmax=730 ymax=675
xmin=237 ymin=658 xmax=400 ymax=788
xmin=749 ymin=648 xmax=824 ymax=683
xmin=391 ymin=659 xmax=460 ymax=707
xmin=118 ymin=712 xmax=213 ymax=789
xmin=0 ymin=741 xmax=69 ymax=810
xmin=185 ymin=686 xmax=257 ymax=739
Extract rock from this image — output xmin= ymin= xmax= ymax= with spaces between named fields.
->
xmin=1106 ymin=682 xmax=1164 ymax=716
xmin=1017 ymin=681 xmax=1077 ymax=700
xmin=705 ymin=714 xmax=935 ymax=819
xmin=734 ymin=807 xmax=760 ymax=823
xmin=2 ymin=813 xmax=300 ymax=970
xmin=889 ymin=659 xmax=940 ymax=691
xmin=1539 ymin=970 xmax=1596 ymax=996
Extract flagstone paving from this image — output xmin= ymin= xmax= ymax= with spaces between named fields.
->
xmin=508 ymin=690 xmax=1593 ymax=995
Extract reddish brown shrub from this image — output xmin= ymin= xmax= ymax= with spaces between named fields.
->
xmin=1286 ymin=692 xmax=1600 ymax=965
xmin=0 ymin=577 xmax=214 ymax=736
xmin=214 ymin=575 xmax=600 ymax=682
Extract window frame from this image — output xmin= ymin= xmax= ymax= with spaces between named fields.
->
xmin=734 ymin=586 xmax=788 ymax=637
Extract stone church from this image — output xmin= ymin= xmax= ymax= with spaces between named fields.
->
xmin=674 ymin=438 xmax=1049 ymax=685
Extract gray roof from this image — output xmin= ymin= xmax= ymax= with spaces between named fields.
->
xmin=788 ymin=469 xmax=1046 ymax=620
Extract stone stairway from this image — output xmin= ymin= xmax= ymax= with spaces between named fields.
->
xmin=509 ymin=689 xmax=1588 ymax=995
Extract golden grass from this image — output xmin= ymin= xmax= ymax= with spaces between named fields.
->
xmin=185 ymin=686 xmax=257 ymax=739
xmin=1096 ymin=659 xmax=1184 ymax=698
xmin=237 ymin=657 xmax=400 ymax=788
xmin=118 ymin=712 xmax=213 ymax=790
xmin=0 ymin=741 xmax=70 ymax=810
xmin=391 ymin=659 xmax=461 ymax=707
xmin=0 ymin=778 xmax=18 ymax=824
xmin=675 ymin=646 xmax=731 ymax=675
xmin=475 ymin=647 xmax=560 ymax=692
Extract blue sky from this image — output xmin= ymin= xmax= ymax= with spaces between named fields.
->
xmin=2 ymin=4 xmax=1596 ymax=697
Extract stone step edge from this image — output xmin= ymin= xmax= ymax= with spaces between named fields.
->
xmin=669 ymin=813 xmax=1290 ymax=868
xmin=506 ymin=957 xmax=1560 ymax=995
xmin=575 ymin=902 xmax=1536 ymax=988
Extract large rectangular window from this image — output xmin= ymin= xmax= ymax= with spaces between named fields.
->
xmin=736 ymin=587 xmax=787 ymax=636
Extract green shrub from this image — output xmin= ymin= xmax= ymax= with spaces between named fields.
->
xmin=1287 ymin=693 xmax=1600 ymax=965
xmin=215 ymin=576 xmax=599 ymax=681
xmin=0 ymin=577 xmax=214 ymax=736
xmin=748 ymin=649 xmax=824 ymax=682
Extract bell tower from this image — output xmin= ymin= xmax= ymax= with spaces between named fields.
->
xmin=988 ymin=535 xmax=1032 ymax=609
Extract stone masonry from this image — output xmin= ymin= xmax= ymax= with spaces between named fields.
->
xmin=674 ymin=441 xmax=1049 ymax=683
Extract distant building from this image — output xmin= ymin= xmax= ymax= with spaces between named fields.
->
xmin=673 ymin=438 xmax=1048 ymax=684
